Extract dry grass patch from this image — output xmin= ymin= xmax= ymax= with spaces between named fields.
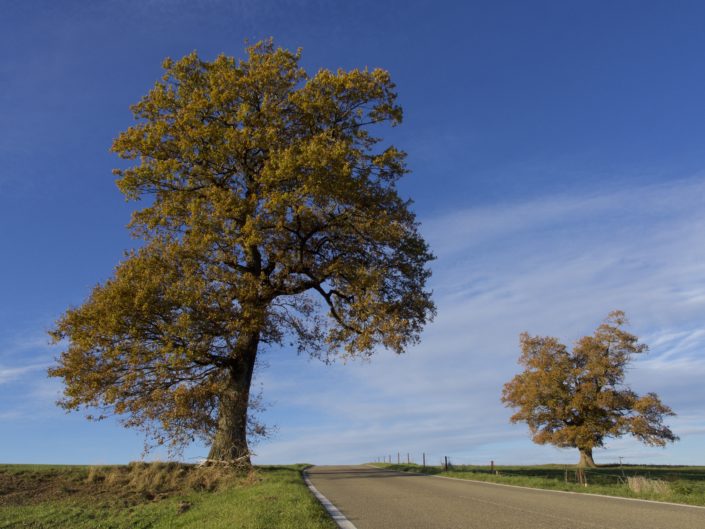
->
xmin=1 ymin=461 xmax=253 ymax=508
xmin=627 ymin=476 xmax=671 ymax=495
xmin=0 ymin=464 xmax=336 ymax=529
xmin=86 ymin=462 xmax=243 ymax=495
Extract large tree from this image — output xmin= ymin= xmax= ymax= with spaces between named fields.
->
xmin=49 ymin=41 xmax=435 ymax=465
xmin=501 ymin=311 xmax=677 ymax=467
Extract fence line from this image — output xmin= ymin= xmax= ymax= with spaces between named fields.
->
xmin=369 ymin=454 xmax=698 ymax=486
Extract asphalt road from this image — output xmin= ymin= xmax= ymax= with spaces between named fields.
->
xmin=306 ymin=465 xmax=704 ymax=529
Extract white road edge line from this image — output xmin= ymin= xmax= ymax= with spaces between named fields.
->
xmin=364 ymin=464 xmax=705 ymax=511
xmin=303 ymin=467 xmax=359 ymax=529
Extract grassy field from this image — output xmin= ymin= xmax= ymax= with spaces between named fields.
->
xmin=0 ymin=463 xmax=335 ymax=529
xmin=371 ymin=462 xmax=705 ymax=506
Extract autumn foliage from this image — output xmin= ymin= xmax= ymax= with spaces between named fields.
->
xmin=502 ymin=311 xmax=678 ymax=467
xmin=49 ymin=40 xmax=435 ymax=463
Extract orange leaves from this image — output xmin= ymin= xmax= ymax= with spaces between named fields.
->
xmin=502 ymin=312 xmax=677 ymax=459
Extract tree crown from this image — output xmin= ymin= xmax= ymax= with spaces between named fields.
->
xmin=501 ymin=311 xmax=677 ymax=452
xmin=49 ymin=40 xmax=435 ymax=453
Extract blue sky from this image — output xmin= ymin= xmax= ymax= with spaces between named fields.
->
xmin=1 ymin=0 xmax=705 ymax=466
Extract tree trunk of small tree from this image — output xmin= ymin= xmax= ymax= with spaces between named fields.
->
xmin=207 ymin=330 xmax=259 ymax=466
xmin=578 ymin=447 xmax=597 ymax=468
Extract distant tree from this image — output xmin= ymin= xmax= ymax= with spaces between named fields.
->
xmin=49 ymin=40 xmax=435 ymax=465
xmin=501 ymin=311 xmax=677 ymax=467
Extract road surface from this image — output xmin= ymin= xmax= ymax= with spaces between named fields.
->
xmin=305 ymin=465 xmax=704 ymax=529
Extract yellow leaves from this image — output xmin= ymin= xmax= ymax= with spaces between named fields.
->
xmin=51 ymin=39 xmax=435 ymax=456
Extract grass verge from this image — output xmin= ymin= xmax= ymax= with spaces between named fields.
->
xmin=370 ymin=462 xmax=705 ymax=507
xmin=0 ymin=463 xmax=336 ymax=529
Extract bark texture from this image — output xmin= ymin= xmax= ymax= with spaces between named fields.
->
xmin=578 ymin=447 xmax=597 ymax=468
xmin=207 ymin=332 xmax=259 ymax=465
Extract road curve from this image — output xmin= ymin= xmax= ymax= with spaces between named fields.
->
xmin=305 ymin=465 xmax=704 ymax=529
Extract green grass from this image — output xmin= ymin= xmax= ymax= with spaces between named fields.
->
xmin=0 ymin=464 xmax=336 ymax=529
xmin=371 ymin=462 xmax=705 ymax=507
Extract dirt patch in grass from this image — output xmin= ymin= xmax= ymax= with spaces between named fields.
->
xmin=0 ymin=467 xmax=86 ymax=507
xmin=0 ymin=462 xmax=253 ymax=508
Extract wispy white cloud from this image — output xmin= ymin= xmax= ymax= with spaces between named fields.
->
xmin=0 ymin=410 xmax=23 ymax=421
xmin=1 ymin=176 xmax=703 ymax=465
xmin=0 ymin=363 xmax=48 ymax=385
xmin=256 ymin=176 xmax=705 ymax=465
xmin=0 ymin=335 xmax=52 ymax=359
xmin=0 ymin=329 xmax=62 ymax=424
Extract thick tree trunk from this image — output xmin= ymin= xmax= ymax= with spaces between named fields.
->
xmin=578 ymin=447 xmax=597 ymax=468
xmin=207 ymin=331 xmax=260 ymax=466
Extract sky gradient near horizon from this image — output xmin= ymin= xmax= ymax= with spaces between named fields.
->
xmin=2 ymin=0 xmax=705 ymax=466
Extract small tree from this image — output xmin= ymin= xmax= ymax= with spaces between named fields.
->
xmin=501 ymin=311 xmax=677 ymax=467
xmin=49 ymin=40 xmax=435 ymax=465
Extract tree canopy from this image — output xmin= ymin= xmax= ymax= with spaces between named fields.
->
xmin=49 ymin=40 xmax=435 ymax=463
xmin=501 ymin=311 xmax=677 ymax=467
